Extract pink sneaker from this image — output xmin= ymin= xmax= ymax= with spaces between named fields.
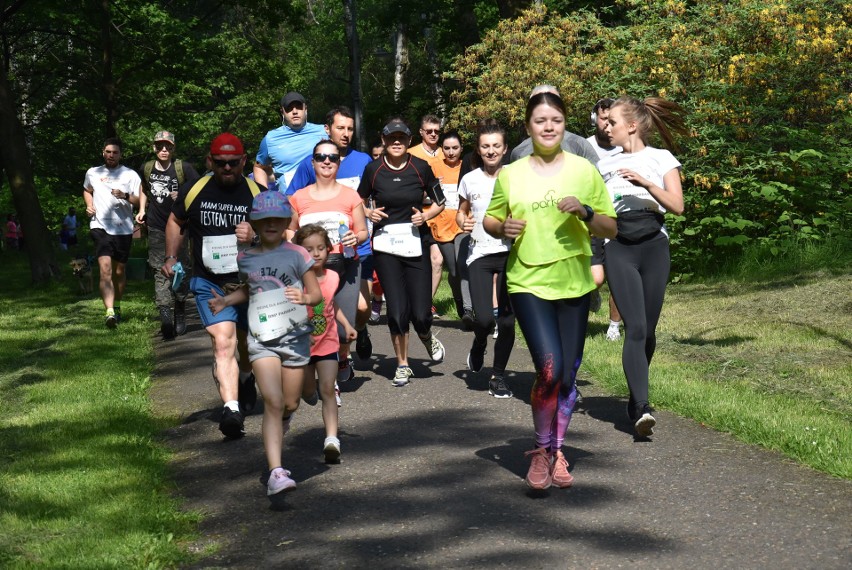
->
xmin=266 ymin=467 xmax=296 ymax=496
xmin=550 ymin=449 xmax=574 ymax=488
xmin=524 ymin=448 xmax=552 ymax=490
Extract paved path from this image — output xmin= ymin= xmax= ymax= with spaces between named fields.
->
xmin=150 ymin=307 xmax=851 ymax=569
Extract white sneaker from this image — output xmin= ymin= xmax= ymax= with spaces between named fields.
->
xmin=420 ymin=333 xmax=445 ymax=362
xmin=606 ymin=322 xmax=621 ymax=341
xmin=492 ymin=326 xmax=499 ymax=340
xmin=323 ymin=436 xmax=341 ymax=463
xmin=392 ymin=366 xmax=414 ymax=387
xmin=334 ymin=382 xmax=342 ymax=407
xmin=267 ymin=467 xmax=296 ymax=495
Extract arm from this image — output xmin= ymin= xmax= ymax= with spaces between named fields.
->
xmin=253 ymin=162 xmax=272 ymax=188
xmin=208 ymin=285 xmax=249 ymax=315
xmin=135 ymin=185 xmax=148 ymax=224
xmin=161 ymin=213 xmax=186 ymax=277
xmin=349 ymin=199 xmax=369 ymax=246
xmin=83 ymin=186 xmax=95 ymax=216
xmin=334 ymin=302 xmax=357 ymax=341
xmin=619 ymin=167 xmax=684 ymax=215
xmin=483 ymin=215 xmax=526 ymax=239
xmin=285 ymin=210 xmax=300 ymax=242
xmin=557 ymin=196 xmax=617 ymax=239
xmin=285 ymin=270 xmax=322 ymax=307
xmin=456 ymin=197 xmax=475 ymax=233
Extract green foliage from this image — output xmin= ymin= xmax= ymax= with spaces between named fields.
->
xmin=447 ymin=0 xmax=852 ymax=273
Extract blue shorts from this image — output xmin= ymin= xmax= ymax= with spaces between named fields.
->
xmin=191 ymin=276 xmax=248 ymax=330
xmin=359 ymin=254 xmax=374 ymax=282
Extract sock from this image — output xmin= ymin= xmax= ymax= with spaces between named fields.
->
xmin=609 ymin=320 xmax=621 ymax=327
xmin=105 ymin=308 xmax=115 ymax=316
xmin=224 ymin=400 xmax=239 ymax=412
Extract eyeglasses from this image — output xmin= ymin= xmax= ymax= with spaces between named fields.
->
xmin=313 ymin=153 xmax=340 ymax=163
xmin=284 ymin=103 xmax=305 ymax=111
xmin=211 ymin=158 xmax=241 ymax=168
xmin=421 ymin=129 xmax=440 ymax=135
xmin=154 ymin=143 xmax=174 ymax=151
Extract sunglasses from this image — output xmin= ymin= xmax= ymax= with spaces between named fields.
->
xmin=421 ymin=129 xmax=440 ymax=135
xmin=211 ymin=158 xmax=241 ymax=168
xmin=313 ymin=153 xmax=340 ymax=163
xmin=154 ymin=142 xmax=174 ymax=151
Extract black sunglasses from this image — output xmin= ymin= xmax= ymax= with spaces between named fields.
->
xmin=154 ymin=142 xmax=174 ymax=151
xmin=211 ymin=158 xmax=241 ymax=168
xmin=313 ymin=153 xmax=340 ymax=163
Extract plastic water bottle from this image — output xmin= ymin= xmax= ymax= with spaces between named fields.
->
xmin=339 ymin=220 xmax=355 ymax=258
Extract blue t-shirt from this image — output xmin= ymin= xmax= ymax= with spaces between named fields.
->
xmin=286 ymin=148 xmax=374 ymax=257
xmin=255 ymin=122 xmax=326 ymax=189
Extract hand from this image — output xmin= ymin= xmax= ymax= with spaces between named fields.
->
xmin=461 ymin=214 xmax=475 ymax=233
xmin=368 ymin=206 xmax=388 ymax=223
xmin=284 ymin=286 xmax=307 ymax=305
xmin=411 ymin=207 xmax=425 ymax=226
xmin=235 ymin=221 xmax=254 ymax=244
xmin=557 ymin=196 xmax=584 ymax=217
xmin=134 ymin=212 xmax=146 ymax=224
xmin=208 ymin=289 xmax=227 ymax=315
xmin=160 ymin=257 xmax=177 ymax=278
xmin=110 ymin=188 xmax=125 ymax=199
xmin=618 ymin=168 xmax=650 ymax=188
xmin=502 ymin=217 xmax=527 ymax=239
xmin=86 ymin=205 xmax=96 ymax=216
xmin=344 ymin=326 xmax=357 ymax=342
xmin=169 ymin=191 xmax=178 ymax=202
xmin=341 ymin=230 xmax=357 ymax=247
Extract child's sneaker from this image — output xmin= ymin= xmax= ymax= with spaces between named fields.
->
xmin=420 ymin=333 xmax=445 ymax=362
xmin=323 ymin=436 xmax=341 ymax=464
xmin=392 ymin=366 xmax=414 ymax=387
xmin=266 ymin=467 xmax=296 ymax=496
xmin=370 ymin=299 xmax=382 ymax=323
xmin=337 ymin=357 xmax=354 ymax=383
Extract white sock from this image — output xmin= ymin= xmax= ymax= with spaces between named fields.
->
xmin=224 ymin=400 xmax=239 ymax=412
xmin=609 ymin=320 xmax=621 ymax=327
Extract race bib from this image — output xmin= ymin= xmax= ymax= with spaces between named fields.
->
xmin=471 ymin=222 xmax=506 ymax=248
xmin=442 ymin=183 xmax=460 ymax=210
xmin=202 ymin=234 xmax=239 ymax=274
xmin=299 ymin=211 xmax=346 ymax=245
xmin=372 ymin=223 xmax=421 ymax=257
xmin=248 ymin=288 xmax=305 ymax=342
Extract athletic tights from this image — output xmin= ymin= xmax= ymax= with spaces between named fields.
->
xmin=372 ymin=246 xmax=432 ymax=337
xmin=511 ymin=291 xmax=590 ymax=450
xmin=604 ymin=232 xmax=670 ymax=406
xmin=468 ymin=252 xmax=515 ymax=374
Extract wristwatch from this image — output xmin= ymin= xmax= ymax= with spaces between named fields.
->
xmin=581 ymin=204 xmax=595 ymax=222
xmin=123 ymin=192 xmax=130 ymax=201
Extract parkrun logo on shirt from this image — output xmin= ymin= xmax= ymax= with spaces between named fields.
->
xmin=531 ymin=189 xmax=560 ymax=212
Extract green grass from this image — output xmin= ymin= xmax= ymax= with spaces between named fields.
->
xmin=582 ymin=237 xmax=852 ymax=478
xmin=0 ymin=248 xmax=197 ymax=568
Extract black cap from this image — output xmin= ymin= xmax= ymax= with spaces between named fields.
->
xmin=280 ymin=92 xmax=307 ymax=108
xmin=382 ymin=120 xmax=411 ymax=136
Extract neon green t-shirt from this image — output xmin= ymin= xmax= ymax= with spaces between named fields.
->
xmin=485 ymin=152 xmax=616 ymax=300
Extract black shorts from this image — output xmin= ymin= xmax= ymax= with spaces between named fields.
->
xmin=590 ymin=237 xmax=605 ymax=266
xmin=90 ymin=228 xmax=132 ymax=263
xmin=309 ymin=352 xmax=338 ymax=365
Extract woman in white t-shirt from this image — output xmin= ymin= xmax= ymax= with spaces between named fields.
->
xmin=596 ymin=96 xmax=688 ymax=439
xmin=456 ymin=119 xmax=515 ymax=399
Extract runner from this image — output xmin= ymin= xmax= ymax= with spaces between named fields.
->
xmin=483 ymin=92 xmax=616 ymax=490
xmin=596 ymin=96 xmax=688 ymax=438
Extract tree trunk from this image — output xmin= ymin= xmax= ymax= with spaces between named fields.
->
xmin=0 ymin=69 xmax=60 ymax=283
xmin=343 ymin=0 xmax=366 ymax=151
xmin=423 ymin=22 xmax=445 ymax=121
xmin=100 ymin=0 xmax=117 ymax=138
xmin=393 ymin=22 xmax=407 ymax=104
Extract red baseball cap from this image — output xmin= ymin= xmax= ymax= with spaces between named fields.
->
xmin=210 ymin=133 xmax=244 ymax=156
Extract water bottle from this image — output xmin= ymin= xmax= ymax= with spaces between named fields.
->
xmin=339 ymin=220 xmax=355 ymax=258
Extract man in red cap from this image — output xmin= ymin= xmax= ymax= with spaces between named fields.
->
xmin=162 ymin=133 xmax=264 ymax=439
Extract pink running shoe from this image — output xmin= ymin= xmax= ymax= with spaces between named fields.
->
xmin=550 ymin=449 xmax=574 ymax=488
xmin=524 ymin=448 xmax=553 ymax=490
xmin=266 ymin=467 xmax=296 ymax=496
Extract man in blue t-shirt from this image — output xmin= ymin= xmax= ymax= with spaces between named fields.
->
xmin=285 ymin=106 xmax=375 ymax=370
xmin=253 ymin=91 xmax=326 ymax=191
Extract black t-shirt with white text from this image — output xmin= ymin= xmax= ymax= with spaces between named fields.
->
xmin=141 ymin=161 xmax=200 ymax=231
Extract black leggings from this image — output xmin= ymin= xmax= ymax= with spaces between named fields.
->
xmin=604 ymin=233 xmax=670 ymax=405
xmin=436 ymin=233 xmax=472 ymax=314
xmin=468 ymin=252 xmax=515 ymax=374
xmin=373 ymin=247 xmax=433 ymax=337
xmin=511 ymin=292 xmax=589 ymax=450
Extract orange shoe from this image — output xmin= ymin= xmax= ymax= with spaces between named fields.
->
xmin=524 ymin=448 xmax=552 ymax=490
xmin=550 ymin=449 xmax=574 ymax=488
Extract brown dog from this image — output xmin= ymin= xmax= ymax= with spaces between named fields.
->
xmin=69 ymin=257 xmax=93 ymax=294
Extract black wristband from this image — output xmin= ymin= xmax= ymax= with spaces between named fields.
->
xmin=124 ymin=192 xmax=130 ymax=201
xmin=581 ymin=204 xmax=595 ymax=222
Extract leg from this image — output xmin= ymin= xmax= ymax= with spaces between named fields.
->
xmin=316 ymin=359 xmax=339 ymax=438
xmin=96 ymin=256 xmax=115 ymax=310
xmin=111 ymin=260 xmax=127 ymax=307
xmin=455 ymin=233 xmax=473 ymax=315
xmin=254 ymin=357 xmax=287 ymax=470
xmin=207 ymin=321 xmax=240 ymax=403
xmin=429 ymin=243 xmax=443 ymax=298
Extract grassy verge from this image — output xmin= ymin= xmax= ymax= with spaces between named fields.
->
xmin=583 ymin=237 xmax=851 ymax=478
xmin=0 ymin=248 xmax=196 ymax=568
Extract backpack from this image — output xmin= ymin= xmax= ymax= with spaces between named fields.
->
xmin=143 ymin=159 xmax=185 ymax=192
xmin=183 ymin=176 xmax=262 ymax=211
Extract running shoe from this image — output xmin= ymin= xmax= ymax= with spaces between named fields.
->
xmin=238 ymin=373 xmax=257 ymax=414
xmin=488 ymin=375 xmax=513 ymax=399
xmin=524 ymin=447 xmax=553 ymax=490
xmin=323 ymin=436 xmax=341 ymax=464
xmin=606 ymin=321 xmax=621 ymax=341
xmin=634 ymin=404 xmax=656 ymax=437
xmin=466 ymin=339 xmax=486 ymax=373
xmin=420 ymin=333 xmax=445 ymax=362
xmin=266 ymin=467 xmax=297 ymax=496
xmin=337 ymin=357 xmax=354 ymax=383
xmin=355 ymin=328 xmax=372 ymax=360
xmin=369 ymin=299 xmax=382 ymax=323
xmin=550 ymin=449 xmax=574 ymax=488
xmin=174 ymin=301 xmax=187 ymax=336
xmin=461 ymin=309 xmax=476 ymax=331
xmin=105 ymin=311 xmax=117 ymax=329
xmin=392 ymin=366 xmax=414 ymax=387
xmin=219 ymin=406 xmax=245 ymax=439
xmin=590 ymin=289 xmax=602 ymax=313
xmin=335 ymin=382 xmax=342 ymax=407
xmin=492 ymin=325 xmax=499 ymax=340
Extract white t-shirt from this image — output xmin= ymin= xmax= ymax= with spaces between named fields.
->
xmin=83 ymin=165 xmax=141 ymax=235
xmin=596 ymin=146 xmax=681 ymax=215
xmin=586 ymin=135 xmax=622 ymax=160
xmin=457 ymin=168 xmax=511 ymax=265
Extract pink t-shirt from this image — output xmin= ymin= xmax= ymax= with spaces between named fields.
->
xmin=308 ymin=269 xmax=340 ymax=357
xmin=289 ymin=186 xmax=363 ymax=256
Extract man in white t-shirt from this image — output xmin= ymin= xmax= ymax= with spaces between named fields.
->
xmin=83 ymin=138 xmax=142 ymax=328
